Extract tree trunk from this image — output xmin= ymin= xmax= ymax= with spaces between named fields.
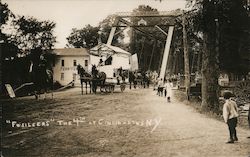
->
xmin=201 ymin=32 xmax=220 ymax=112
xmin=0 ymin=43 xmax=2 ymax=94
xmin=201 ymin=0 xmax=221 ymax=112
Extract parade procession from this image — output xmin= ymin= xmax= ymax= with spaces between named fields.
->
xmin=1 ymin=0 xmax=250 ymax=157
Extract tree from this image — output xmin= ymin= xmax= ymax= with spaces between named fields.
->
xmin=66 ymin=16 xmax=123 ymax=49
xmin=0 ymin=2 xmax=19 ymax=92
xmin=217 ymin=0 xmax=250 ymax=75
xmin=0 ymin=2 xmax=12 ymax=27
xmin=10 ymin=16 xmax=56 ymax=53
xmin=98 ymin=15 xmax=124 ymax=48
xmin=0 ymin=2 xmax=18 ymax=58
xmin=66 ymin=25 xmax=99 ymax=48
xmin=185 ymin=0 xmax=250 ymax=111
xmin=1 ymin=2 xmax=57 ymax=90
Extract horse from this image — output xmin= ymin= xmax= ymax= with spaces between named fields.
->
xmin=77 ymin=64 xmax=92 ymax=95
xmin=31 ymin=58 xmax=53 ymax=100
xmin=129 ymin=71 xmax=136 ymax=89
xmin=91 ymin=65 xmax=106 ymax=94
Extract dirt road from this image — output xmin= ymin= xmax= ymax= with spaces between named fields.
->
xmin=2 ymin=87 xmax=250 ymax=157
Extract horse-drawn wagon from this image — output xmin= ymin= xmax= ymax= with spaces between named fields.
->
xmin=77 ymin=64 xmax=127 ymax=94
xmin=77 ymin=43 xmax=131 ymax=94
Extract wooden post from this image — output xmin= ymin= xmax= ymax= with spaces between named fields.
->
xmin=182 ymin=11 xmax=190 ymax=93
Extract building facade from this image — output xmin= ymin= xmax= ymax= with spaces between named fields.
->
xmin=52 ymin=48 xmax=89 ymax=86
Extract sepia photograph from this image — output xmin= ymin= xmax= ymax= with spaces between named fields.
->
xmin=1 ymin=0 xmax=250 ymax=156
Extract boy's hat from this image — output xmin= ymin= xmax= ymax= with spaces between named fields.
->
xmin=223 ymin=91 xmax=233 ymax=99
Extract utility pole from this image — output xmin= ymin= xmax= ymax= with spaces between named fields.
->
xmin=182 ymin=11 xmax=190 ymax=93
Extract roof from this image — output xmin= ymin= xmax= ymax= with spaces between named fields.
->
xmin=52 ymin=48 xmax=89 ymax=56
xmin=90 ymin=43 xmax=131 ymax=56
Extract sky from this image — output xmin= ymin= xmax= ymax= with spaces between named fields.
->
xmin=3 ymin=0 xmax=186 ymax=48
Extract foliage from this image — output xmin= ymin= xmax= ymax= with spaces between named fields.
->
xmin=0 ymin=2 xmax=13 ymax=26
xmin=1 ymin=2 xmax=56 ymax=57
xmin=1 ymin=2 xmax=56 ymax=88
xmin=66 ymin=16 xmax=124 ymax=49
xmin=98 ymin=15 xmax=123 ymax=46
xmin=0 ymin=2 xmax=19 ymax=58
xmin=183 ymin=0 xmax=250 ymax=111
xmin=66 ymin=25 xmax=99 ymax=48
xmin=186 ymin=0 xmax=250 ymax=74
xmin=10 ymin=16 xmax=56 ymax=53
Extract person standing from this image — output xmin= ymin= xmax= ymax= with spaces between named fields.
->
xmin=152 ymin=71 xmax=158 ymax=90
xmin=223 ymin=92 xmax=239 ymax=143
xmin=164 ymin=81 xmax=167 ymax=98
xmin=157 ymin=78 xmax=164 ymax=96
xmin=165 ymin=80 xmax=173 ymax=102
xmin=129 ymin=71 xmax=135 ymax=89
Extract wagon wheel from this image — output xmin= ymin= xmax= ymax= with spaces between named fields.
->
xmin=111 ymin=85 xmax=114 ymax=93
xmin=100 ymin=85 xmax=105 ymax=93
xmin=233 ymin=81 xmax=250 ymax=103
xmin=105 ymin=86 xmax=111 ymax=93
xmin=120 ymin=84 xmax=126 ymax=92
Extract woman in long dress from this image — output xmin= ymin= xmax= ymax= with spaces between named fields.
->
xmin=165 ymin=80 xmax=173 ymax=102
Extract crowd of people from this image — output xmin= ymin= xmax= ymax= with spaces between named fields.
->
xmin=128 ymin=70 xmax=178 ymax=103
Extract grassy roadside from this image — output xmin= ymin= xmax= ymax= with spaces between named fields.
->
xmin=174 ymin=89 xmax=250 ymax=130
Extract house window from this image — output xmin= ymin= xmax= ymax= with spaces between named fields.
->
xmin=105 ymin=56 xmax=112 ymax=65
xmin=73 ymin=60 xmax=77 ymax=66
xmin=85 ymin=60 xmax=88 ymax=67
xmin=61 ymin=73 xmax=64 ymax=80
xmin=61 ymin=60 xmax=64 ymax=67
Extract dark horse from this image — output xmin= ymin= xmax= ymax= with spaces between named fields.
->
xmin=77 ymin=64 xmax=92 ymax=95
xmin=129 ymin=71 xmax=136 ymax=89
xmin=91 ymin=65 xmax=106 ymax=94
xmin=31 ymin=56 xmax=53 ymax=99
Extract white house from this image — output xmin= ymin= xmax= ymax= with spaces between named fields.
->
xmin=52 ymin=48 xmax=89 ymax=86
xmin=89 ymin=43 xmax=131 ymax=82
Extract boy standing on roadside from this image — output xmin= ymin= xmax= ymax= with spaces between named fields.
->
xmin=223 ymin=92 xmax=239 ymax=144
